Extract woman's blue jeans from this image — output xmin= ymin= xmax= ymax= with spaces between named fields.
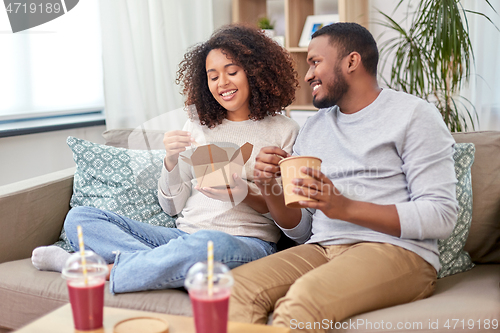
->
xmin=64 ymin=206 xmax=276 ymax=294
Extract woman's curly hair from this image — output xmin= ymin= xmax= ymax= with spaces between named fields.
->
xmin=176 ymin=24 xmax=299 ymax=128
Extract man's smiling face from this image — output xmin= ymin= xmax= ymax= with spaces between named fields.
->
xmin=305 ymin=35 xmax=349 ymax=109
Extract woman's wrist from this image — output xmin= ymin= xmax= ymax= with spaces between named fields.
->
xmin=164 ymin=156 xmax=178 ymax=172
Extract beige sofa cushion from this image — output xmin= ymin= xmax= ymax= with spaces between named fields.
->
xmin=0 ymin=258 xmax=192 ymax=330
xmin=453 ymin=131 xmax=500 ymax=263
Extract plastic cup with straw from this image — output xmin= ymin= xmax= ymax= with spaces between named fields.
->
xmin=61 ymin=225 xmax=108 ymax=331
xmin=184 ymin=241 xmax=234 ymax=333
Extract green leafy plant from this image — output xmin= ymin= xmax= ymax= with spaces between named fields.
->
xmin=378 ymin=0 xmax=498 ymax=132
xmin=257 ymin=16 xmax=275 ymax=30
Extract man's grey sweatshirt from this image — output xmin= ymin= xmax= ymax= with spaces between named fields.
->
xmin=281 ymin=89 xmax=458 ymax=272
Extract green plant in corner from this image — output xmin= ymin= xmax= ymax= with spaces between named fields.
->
xmin=378 ymin=0 xmax=498 ymax=132
xmin=257 ymin=16 xmax=275 ymax=30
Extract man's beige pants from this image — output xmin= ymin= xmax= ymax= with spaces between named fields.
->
xmin=229 ymin=242 xmax=437 ymax=333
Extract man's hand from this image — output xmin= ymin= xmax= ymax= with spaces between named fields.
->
xmin=291 ymin=166 xmax=351 ymax=220
xmin=294 ymin=166 xmax=401 ymax=237
xmin=254 ymin=146 xmax=290 ymax=187
xmin=251 ymin=147 xmax=302 ymax=228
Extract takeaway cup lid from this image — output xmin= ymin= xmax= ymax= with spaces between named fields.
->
xmin=184 ymin=261 xmax=233 ymax=291
xmin=61 ymin=250 xmax=108 ymax=280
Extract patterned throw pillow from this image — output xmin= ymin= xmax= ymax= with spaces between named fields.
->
xmin=54 ymin=137 xmax=177 ymax=251
xmin=437 ymin=142 xmax=475 ymax=278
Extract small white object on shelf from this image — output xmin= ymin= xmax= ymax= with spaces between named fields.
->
xmin=273 ymin=35 xmax=285 ymax=47
xmin=263 ymin=29 xmax=275 ymax=38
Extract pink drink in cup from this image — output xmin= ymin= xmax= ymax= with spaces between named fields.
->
xmin=185 ymin=262 xmax=234 ymax=333
xmin=190 ymin=288 xmax=230 ymax=333
xmin=67 ymin=278 xmax=105 ymax=330
xmin=62 ymin=250 xmax=108 ymax=331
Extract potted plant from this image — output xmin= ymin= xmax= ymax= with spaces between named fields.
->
xmin=257 ymin=16 xmax=276 ymax=38
xmin=378 ymin=0 xmax=498 ymax=132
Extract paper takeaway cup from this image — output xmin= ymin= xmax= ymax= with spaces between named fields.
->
xmin=61 ymin=251 xmax=108 ymax=331
xmin=184 ymin=262 xmax=234 ymax=333
xmin=279 ymin=156 xmax=322 ymax=208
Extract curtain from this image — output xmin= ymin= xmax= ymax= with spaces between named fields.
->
xmin=462 ymin=0 xmax=500 ymax=131
xmin=99 ymin=0 xmax=214 ymax=130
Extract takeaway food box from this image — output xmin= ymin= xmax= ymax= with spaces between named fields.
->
xmin=180 ymin=142 xmax=253 ymax=189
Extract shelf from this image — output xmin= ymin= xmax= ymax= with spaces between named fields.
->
xmin=285 ymin=0 xmax=314 ymax=49
xmin=232 ymin=0 xmax=266 ymax=25
xmin=287 ymin=47 xmax=308 ymax=53
xmin=286 ymin=105 xmax=318 ymax=111
xmin=338 ymin=0 xmax=369 ymax=28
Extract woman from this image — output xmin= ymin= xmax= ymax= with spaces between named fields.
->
xmin=32 ymin=24 xmax=300 ymax=294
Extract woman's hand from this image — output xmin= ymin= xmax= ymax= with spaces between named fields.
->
xmin=163 ymin=130 xmax=196 ymax=171
xmin=195 ymin=173 xmax=249 ymax=204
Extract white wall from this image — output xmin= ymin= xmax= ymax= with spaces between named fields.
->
xmin=369 ymin=0 xmax=412 ymax=85
xmin=213 ymin=0 xmax=232 ymax=29
xmin=0 ymin=126 xmax=105 ymax=186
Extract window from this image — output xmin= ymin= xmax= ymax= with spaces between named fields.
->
xmin=0 ymin=0 xmax=104 ymax=122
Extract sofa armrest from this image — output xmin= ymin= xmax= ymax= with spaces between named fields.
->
xmin=0 ymin=167 xmax=75 ymax=264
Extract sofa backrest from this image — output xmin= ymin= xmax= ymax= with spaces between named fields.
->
xmin=0 ymin=168 xmax=75 ymax=263
xmin=453 ymin=131 xmax=500 ymax=264
xmin=102 ymin=128 xmax=166 ymax=150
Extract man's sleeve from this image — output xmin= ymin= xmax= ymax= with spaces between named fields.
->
xmin=396 ymin=101 xmax=459 ymax=240
xmin=278 ymin=208 xmax=314 ymax=244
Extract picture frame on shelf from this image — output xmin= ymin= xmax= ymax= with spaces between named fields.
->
xmin=298 ymin=14 xmax=339 ymax=48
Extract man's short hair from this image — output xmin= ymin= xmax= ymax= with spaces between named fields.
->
xmin=312 ymin=22 xmax=379 ymax=76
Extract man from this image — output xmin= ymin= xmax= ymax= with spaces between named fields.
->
xmin=228 ymin=23 xmax=458 ymax=332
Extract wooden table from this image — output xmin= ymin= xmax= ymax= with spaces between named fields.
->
xmin=14 ymin=304 xmax=290 ymax=333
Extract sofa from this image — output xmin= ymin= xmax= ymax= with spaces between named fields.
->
xmin=0 ymin=130 xmax=499 ymax=333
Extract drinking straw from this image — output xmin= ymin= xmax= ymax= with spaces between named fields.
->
xmin=77 ymin=225 xmax=88 ymax=286
xmin=207 ymin=240 xmax=214 ymax=296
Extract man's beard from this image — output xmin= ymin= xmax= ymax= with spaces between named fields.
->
xmin=313 ymin=64 xmax=348 ymax=109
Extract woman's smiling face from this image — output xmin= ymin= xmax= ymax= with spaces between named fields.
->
xmin=206 ymin=48 xmax=251 ymax=121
